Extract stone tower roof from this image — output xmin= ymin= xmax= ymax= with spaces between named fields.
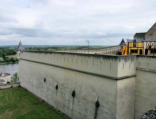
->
xmin=119 ymin=39 xmax=126 ymax=46
xmin=17 ymin=40 xmax=24 ymax=51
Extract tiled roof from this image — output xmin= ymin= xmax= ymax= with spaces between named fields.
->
xmin=134 ymin=33 xmax=146 ymax=38
xmin=0 ymin=73 xmax=11 ymax=77
xmin=144 ymin=39 xmax=156 ymax=42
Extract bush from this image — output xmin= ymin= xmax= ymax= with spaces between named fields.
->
xmin=13 ymin=72 xmax=18 ymax=83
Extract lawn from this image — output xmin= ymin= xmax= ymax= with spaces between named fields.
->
xmin=0 ymin=87 xmax=69 ymax=119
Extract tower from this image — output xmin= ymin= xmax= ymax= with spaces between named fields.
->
xmin=119 ymin=38 xmax=126 ymax=47
xmin=17 ymin=41 xmax=24 ymax=59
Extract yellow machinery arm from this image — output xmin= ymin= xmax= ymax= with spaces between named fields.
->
xmin=122 ymin=44 xmax=128 ymax=55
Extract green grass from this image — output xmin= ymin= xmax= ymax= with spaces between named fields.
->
xmin=0 ymin=87 xmax=69 ymax=119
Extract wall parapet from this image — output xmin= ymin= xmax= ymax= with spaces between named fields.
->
xmin=135 ymin=55 xmax=156 ymax=119
xmin=136 ymin=56 xmax=156 ymax=73
xmin=24 ymin=45 xmax=121 ymax=55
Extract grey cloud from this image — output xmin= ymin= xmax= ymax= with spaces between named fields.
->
xmin=0 ymin=0 xmax=155 ymax=45
xmin=9 ymin=27 xmax=132 ymax=40
xmin=11 ymin=28 xmax=62 ymax=38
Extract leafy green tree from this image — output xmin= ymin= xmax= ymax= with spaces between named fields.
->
xmin=2 ymin=54 xmax=6 ymax=61
xmin=10 ymin=57 xmax=16 ymax=63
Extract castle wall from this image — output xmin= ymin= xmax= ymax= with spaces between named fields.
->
xmin=116 ymin=77 xmax=135 ymax=119
xmin=135 ymin=56 xmax=156 ymax=119
xmin=116 ymin=56 xmax=136 ymax=119
xmin=19 ymin=51 xmax=136 ymax=119
xmin=56 ymin=45 xmax=121 ymax=55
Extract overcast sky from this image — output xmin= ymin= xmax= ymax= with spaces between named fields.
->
xmin=0 ymin=0 xmax=155 ymax=46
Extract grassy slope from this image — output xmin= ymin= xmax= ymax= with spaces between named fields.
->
xmin=0 ymin=87 xmax=69 ymax=119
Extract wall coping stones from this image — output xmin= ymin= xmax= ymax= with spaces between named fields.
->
xmin=24 ymin=50 xmax=136 ymax=60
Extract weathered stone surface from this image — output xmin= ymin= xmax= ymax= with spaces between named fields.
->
xmin=19 ymin=52 xmax=136 ymax=119
xmin=19 ymin=51 xmax=156 ymax=119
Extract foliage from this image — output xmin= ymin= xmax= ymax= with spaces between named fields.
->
xmin=0 ymin=48 xmax=16 ymax=57
xmin=0 ymin=87 xmax=69 ymax=119
xmin=13 ymin=72 xmax=18 ymax=83
xmin=0 ymin=48 xmax=18 ymax=64
xmin=0 ymin=56 xmax=18 ymax=64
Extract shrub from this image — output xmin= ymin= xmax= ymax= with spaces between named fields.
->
xmin=13 ymin=72 xmax=18 ymax=83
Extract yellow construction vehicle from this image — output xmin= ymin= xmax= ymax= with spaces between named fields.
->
xmin=122 ymin=44 xmax=128 ymax=55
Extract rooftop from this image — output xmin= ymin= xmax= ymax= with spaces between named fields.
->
xmin=134 ymin=32 xmax=146 ymax=38
xmin=0 ymin=73 xmax=11 ymax=77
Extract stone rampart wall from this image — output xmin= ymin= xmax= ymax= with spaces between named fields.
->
xmin=135 ymin=56 xmax=156 ymax=119
xmin=19 ymin=51 xmax=136 ymax=119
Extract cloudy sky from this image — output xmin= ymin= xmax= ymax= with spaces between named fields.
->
xmin=0 ymin=0 xmax=156 ymax=46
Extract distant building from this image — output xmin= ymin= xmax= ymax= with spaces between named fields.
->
xmin=0 ymin=73 xmax=11 ymax=85
xmin=17 ymin=41 xmax=24 ymax=59
xmin=0 ymin=57 xmax=4 ymax=62
xmin=119 ymin=39 xmax=126 ymax=47
xmin=127 ymin=39 xmax=144 ymax=55
xmin=134 ymin=23 xmax=156 ymax=41
xmin=145 ymin=22 xmax=156 ymax=40
xmin=122 ymin=22 xmax=156 ymax=55
xmin=17 ymin=40 xmax=24 ymax=52
xmin=134 ymin=33 xmax=146 ymax=41
xmin=144 ymin=23 xmax=156 ymax=55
